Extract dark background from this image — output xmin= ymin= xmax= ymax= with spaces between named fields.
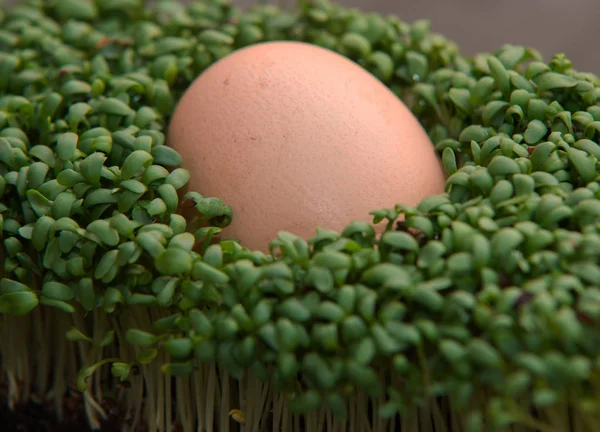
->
xmin=4 ymin=0 xmax=600 ymax=74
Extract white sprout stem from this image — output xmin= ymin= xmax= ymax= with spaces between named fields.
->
xmin=72 ymin=307 xmax=111 ymax=431
xmin=22 ymin=303 xmax=587 ymax=432
xmin=237 ymin=373 xmax=245 ymax=431
xmin=130 ymin=308 xmax=149 ymax=431
xmin=447 ymin=397 xmax=463 ymax=432
xmin=1 ymin=314 xmax=18 ymax=410
xmin=72 ymin=307 xmax=90 ymax=364
xmin=374 ymin=397 xmax=384 ymax=432
xmin=319 ymin=404 xmax=328 ymax=431
xmin=305 ymin=404 xmax=317 ymax=430
xmin=240 ymin=372 xmax=252 ymax=431
xmin=115 ymin=310 xmax=133 ymax=432
xmin=272 ymin=383 xmax=283 ymax=432
xmin=194 ymin=366 xmax=206 ymax=432
xmin=206 ymin=364 xmax=218 ymax=432
xmin=360 ymin=391 xmax=372 ymax=432
xmin=6 ymin=369 xmax=19 ymax=411
xmin=578 ymin=409 xmax=598 ymax=432
xmin=84 ymin=388 xmax=108 ymax=419
xmin=252 ymin=373 xmax=269 ymax=432
xmin=18 ymin=315 xmax=32 ymax=403
xmin=140 ymin=351 xmax=157 ymax=432
xmin=165 ymin=358 xmax=172 ymax=432
xmin=1 ymin=308 xmax=594 ymax=432
xmin=176 ymin=376 xmax=193 ymax=432
xmin=93 ymin=310 xmax=104 ymax=403
xmin=12 ymin=316 xmax=21 ymax=403
xmin=109 ymin=314 xmax=126 ymax=408
xmin=143 ymin=348 xmax=158 ymax=431
xmin=400 ymin=404 xmax=416 ymax=431
xmin=220 ymin=367 xmax=231 ymax=432
xmin=34 ymin=307 xmax=49 ymax=397
xmin=83 ymin=389 xmax=103 ymax=431
xmin=52 ymin=310 xmax=69 ymax=421
xmin=67 ymin=340 xmax=78 ymax=383
xmin=154 ymin=355 xmax=165 ymax=432
xmin=294 ymin=410 xmax=301 ymax=431
xmin=543 ymin=403 xmax=570 ymax=431
xmin=175 ymin=377 xmax=185 ymax=429
xmin=260 ymin=378 xmax=274 ymax=429
xmin=281 ymin=391 xmax=290 ymax=431
xmin=417 ymin=402 xmax=433 ymax=432
xmin=348 ymin=392 xmax=356 ymax=432
xmin=326 ymin=409 xmax=334 ymax=432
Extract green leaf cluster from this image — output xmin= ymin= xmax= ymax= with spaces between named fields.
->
xmin=0 ymin=0 xmax=599 ymax=431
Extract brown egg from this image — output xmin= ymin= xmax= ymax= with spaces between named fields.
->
xmin=167 ymin=41 xmax=446 ymax=252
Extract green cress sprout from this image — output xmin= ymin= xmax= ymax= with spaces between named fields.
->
xmin=0 ymin=0 xmax=599 ymax=431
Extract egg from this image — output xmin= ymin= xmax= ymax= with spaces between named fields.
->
xmin=167 ymin=41 xmax=446 ymax=252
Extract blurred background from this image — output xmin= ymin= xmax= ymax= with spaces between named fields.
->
xmin=233 ymin=0 xmax=599 ymax=74
xmin=5 ymin=0 xmax=600 ymax=74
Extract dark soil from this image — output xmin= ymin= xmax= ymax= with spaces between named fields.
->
xmin=0 ymin=382 xmax=125 ymax=432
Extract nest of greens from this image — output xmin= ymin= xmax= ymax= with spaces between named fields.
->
xmin=1 ymin=0 xmax=600 ymax=431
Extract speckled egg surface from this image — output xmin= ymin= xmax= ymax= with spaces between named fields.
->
xmin=168 ymin=41 xmax=446 ymax=251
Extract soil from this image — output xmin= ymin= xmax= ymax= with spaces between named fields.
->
xmin=0 ymin=381 xmax=124 ymax=432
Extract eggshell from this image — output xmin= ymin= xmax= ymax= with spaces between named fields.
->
xmin=167 ymin=41 xmax=446 ymax=252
